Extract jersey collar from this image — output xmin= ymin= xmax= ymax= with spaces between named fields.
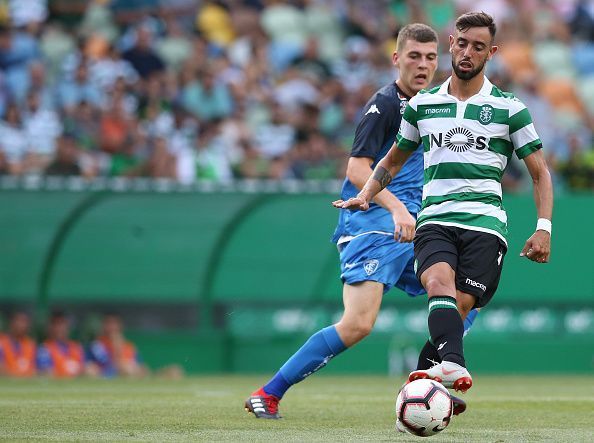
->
xmin=438 ymin=75 xmax=493 ymax=97
xmin=394 ymin=81 xmax=412 ymax=101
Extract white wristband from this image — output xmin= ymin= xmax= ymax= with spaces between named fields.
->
xmin=536 ymin=218 xmax=552 ymax=235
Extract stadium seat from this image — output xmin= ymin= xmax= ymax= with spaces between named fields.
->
xmin=575 ymin=75 xmax=594 ymax=117
xmin=533 ymin=41 xmax=576 ymax=80
xmin=571 ymin=42 xmax=594 ymax=76
xmin=538 ymin=78 xmax=586 ymax=116
xmin=497 ymin=40 xmax=537 ymax=82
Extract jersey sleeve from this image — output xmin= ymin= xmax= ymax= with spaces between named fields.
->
xmin=350 ymin=95 xmax=396 ymax=159
xmin=508 ymin=99 xmax=542 ymax=159
xmin=396 ymin=97 xmax=420 ymax=151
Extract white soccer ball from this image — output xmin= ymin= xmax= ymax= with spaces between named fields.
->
xmin=396 ymin=379 xmax=453 ymax=437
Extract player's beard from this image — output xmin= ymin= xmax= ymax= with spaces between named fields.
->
xmin=452 ymin=57 xmax=487 ymax=81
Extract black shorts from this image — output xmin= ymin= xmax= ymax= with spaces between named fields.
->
xmin=413 ymin=224 xmax=507 ymax=308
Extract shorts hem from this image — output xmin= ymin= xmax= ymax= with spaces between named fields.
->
xmin=416 ymin=253 xmax=456 ymax=280
xmin=342 ymin=276 xmax=392 ymax=291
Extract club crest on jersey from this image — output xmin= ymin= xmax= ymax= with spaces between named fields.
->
xmin=363 ymin=259 xmax=379 ymax=275
xmin=399 ymin=99 xmax=408 ymax=115
xmin=430 ymin=127 xmax=488 ymax=152
xmin=365 ymin=104 xmax=380 ymax=115
xmin=478 ymin=105 xmax=494 ymax=125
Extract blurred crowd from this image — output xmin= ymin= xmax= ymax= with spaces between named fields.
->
xmin=0 ymin=310 xmax=177 ymax=378
xmin=0 ymin=0 xmax=593 ymax=190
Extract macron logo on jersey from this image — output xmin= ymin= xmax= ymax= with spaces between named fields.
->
xmin=365 ymin=104 xmax=380 ymax=115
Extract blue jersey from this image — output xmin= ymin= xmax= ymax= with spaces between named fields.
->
xmin=332 ymin=82 xmax=423 ymax=243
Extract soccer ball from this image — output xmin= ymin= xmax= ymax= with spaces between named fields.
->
xmin=395 ymin=379 xmax=453 ymax=437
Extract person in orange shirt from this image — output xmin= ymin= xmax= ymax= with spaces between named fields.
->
xmin=87 ymin=313 xmax=148 ymax=377
xmin=0 ymin=311 xmax=36 ymax=377
xmin=37 ymin=311 xmax=87 ymax=378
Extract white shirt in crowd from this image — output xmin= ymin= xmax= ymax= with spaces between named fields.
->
xmin=23 ymin=108 xmax=63 ymax=156
xmin=9 ymin=0 xmax=47 ymax=27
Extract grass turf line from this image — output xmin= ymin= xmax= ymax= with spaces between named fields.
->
xmin=0 ymin=375 xmax=592 ymax=442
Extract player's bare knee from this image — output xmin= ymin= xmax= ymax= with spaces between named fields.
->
xmin=424 ymin=277 xmax=454 ymax=297
xmin=335 ymin=317 xmax=373 ymax=345
xmin=353 ymin=318 xmax=374 ymax=339
xmin=344 ymin=317 xmax=373 ymax=341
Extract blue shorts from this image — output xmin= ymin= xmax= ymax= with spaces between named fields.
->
xmin=338 ymin=233 xmax=425 ymax=297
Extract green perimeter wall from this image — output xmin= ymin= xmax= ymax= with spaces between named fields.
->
xmin=1 ymin=187 xmax=593 ymax=374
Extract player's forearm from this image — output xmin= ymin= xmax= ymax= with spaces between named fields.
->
xmin=347 ymin=162 xmax=406 ymax=213
xmin=357 ymin=147 xmax=406 ymax=204
xmin=532 ymin=166 xmax=553 ymax=222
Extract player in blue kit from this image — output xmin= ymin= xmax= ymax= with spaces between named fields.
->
xmin=245 ymin=24 xmax=477 ymax=420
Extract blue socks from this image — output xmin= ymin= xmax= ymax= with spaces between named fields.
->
xmin=263 ymin=325 xmax=347 ymax=399
xmin=463 ymin=308 xmax=479 ymax=336
xmin=262 ymin=308 xmax=480 ymax=398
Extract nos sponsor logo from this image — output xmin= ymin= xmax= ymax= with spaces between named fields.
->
xmin=430 ymin=127 xmax=488 ymax=152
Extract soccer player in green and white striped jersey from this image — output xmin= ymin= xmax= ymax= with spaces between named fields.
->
xmin=335 ymin=12 xmax=553 ymax=392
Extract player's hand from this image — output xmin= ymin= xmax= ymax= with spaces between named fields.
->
xmin=520 ymin=230 xmax=551 ymax=263
xmin=332 ymin=196 xmax=370 ymax=211
xmin=391 ymin=207 xmax=416 ymax=243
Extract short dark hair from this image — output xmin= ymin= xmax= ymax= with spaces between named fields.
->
xmin=455 ymin=12 xmax=497 ymax=40
xmin=396 ymin=23 xmax=438 ymax=52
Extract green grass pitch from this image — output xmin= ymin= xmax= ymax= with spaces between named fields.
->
xmin=1 ymin=375 xmax=593 ymax=442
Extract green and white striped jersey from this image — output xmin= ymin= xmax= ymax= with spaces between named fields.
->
xmin=396 ymin=76 xmax=542 ymax=244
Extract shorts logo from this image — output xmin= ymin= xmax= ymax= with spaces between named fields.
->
xmin=364 ymin=259 xmax=379 ymax=276
xmin=465 ymin=277 xmax=486 ymax=292
xmin=479 ymin=105 xmax=494 ymax=124
xmin=413 ymin=259 xmax=418 ymax=273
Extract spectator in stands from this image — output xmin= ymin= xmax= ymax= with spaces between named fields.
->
xmin=87 ymin=313 xmax=148 ymax=378
xmin=63 ymin=100 xmax=100 ymax=152
xmin=289 ymin=130 xmax=341 ymax=180
xmin=253 ymin=100 xmax=296 ymax=161
xmin=122 ymin=24 xmax=165 ymax=80
xmin=332 ymin=36 xmax=374 ymax=93
xmin=0 ymin=1 xmax=588 ymax=187
xmin=0 ymin=150 xmax=10 ymax=175
xmin=290 ymin=37 xmax=332 ymax=83
xmin=110 ymin=0 xmax=159 ymax=27
xmin=90 ymin=44 xmax=139 ymax=93
xmin=156 ymin=17 xmax=192 ymax=72
xmin=22 ymin=60 xmax=54 ymax=110
xmin=9 ymin=0 xmax=48 ymax=32
xmin=37 ymin=311 xmax=88 ymax=378
xmin=0 ymin=26 xmax=40 ymax=103
xmin=0 ymin=102 xmax=27 ymax=175
xmin=144 ymin=136 xmax=176 ymax=179
xmin=196 ymin=0 xmax=235 ymax=48
xmin=22 ymin=90 xmax=62 ymax=174
xmin=44 ymin=133 xmax=81 ymax=176
xmin=57 ymin=61 xmax=102 ymax=114
xmin=0 ymin=311 xmax=36 ymax=377
xmin=99 ymin=94 xmax=135 ymax=156
xmin=180 ymin=68 xmax=234 ymax=122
